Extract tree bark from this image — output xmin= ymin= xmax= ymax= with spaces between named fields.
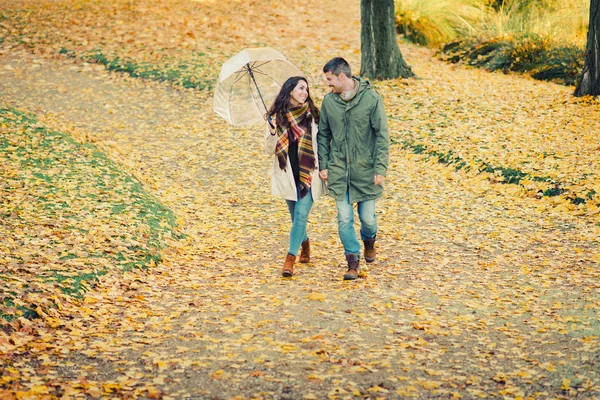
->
xmin=360 ymin=0 xmax=414 ymax=80
xmin=574 ymin=0 xmax=600 ymax=96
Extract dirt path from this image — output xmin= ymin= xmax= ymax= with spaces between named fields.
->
xmin=1 ymin=14 xmax=599 ymax=400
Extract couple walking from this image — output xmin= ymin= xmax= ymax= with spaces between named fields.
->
xmin=264 ymin=57 xmax=390 ymax=280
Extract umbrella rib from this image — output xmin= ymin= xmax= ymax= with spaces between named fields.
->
xmin=227 ymin=71 xmax=248 ymax=124
xmin=249 ymin=60 xmax=271 ymax=70
xmin=226 ymin=64 xmax=268 ymax=125
xmin=216 ymin=55 xmax=301 ymax=126
xmin=251 ymin=60 xmax=301 ymax=82
xmin=250 ymin=69 xmax=271 ymax=77
xmin=255 ymin=68 xmax=283 ymax=89
xmin=231 ymin=69 xmax=249 ymax=86
xmin=247 ymin=72 xmax=263 ymax=113
xmin=229 ymin=60 xmax=271 ymax=84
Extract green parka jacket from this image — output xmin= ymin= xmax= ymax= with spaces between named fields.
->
xmin=317 ymin=77 xmax=390 ymax=203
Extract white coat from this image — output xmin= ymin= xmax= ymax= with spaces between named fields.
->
xmin=264 ymin=121 xmax=327 ymax=202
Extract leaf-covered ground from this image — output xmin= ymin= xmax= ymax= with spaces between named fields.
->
xmin=0 ymin=107 xmax=182 ymax=321
xmin=1 ymin=0 xmax=599 ymax=398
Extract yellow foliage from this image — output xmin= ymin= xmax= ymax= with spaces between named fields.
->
xmin=0 ymin=1 xmax=599 ymax=399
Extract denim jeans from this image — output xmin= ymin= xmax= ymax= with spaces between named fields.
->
xmin=285 ymin=187 xmax=314 ymax=256
xmin=335 ymin=191 xmax=377 ymax=256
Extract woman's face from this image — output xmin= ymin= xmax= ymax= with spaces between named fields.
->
xmin=289 ymin=80 xmax=309 ymax=106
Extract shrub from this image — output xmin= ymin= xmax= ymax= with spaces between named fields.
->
xmin=439 ymin=37 xmax=514 ymax=72
xmin=509 ymin=36 xmax=584 ymax=85
xmin=397 ymin=0 xmax=589 ymax=84
xmin=439 ymin=35 xmax=584 ymax=86
xmin=395 ymin=0 xmax=484 ymax=46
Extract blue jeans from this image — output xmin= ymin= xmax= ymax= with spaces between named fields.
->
xmin=335 ymin=191 xmax=377 ymax=256
xmin=285 ymin=187 xmax=314 ymax=256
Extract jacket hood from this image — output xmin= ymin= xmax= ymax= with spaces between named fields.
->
xmin=354 ymin=76 xmax=371 ymax=94
xmin=325 ymin=77 xmax=372 ymax=105
xmin=344 ymin=77 xmax=372 ymax=106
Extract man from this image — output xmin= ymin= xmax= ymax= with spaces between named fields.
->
xmin=317 ymin=57 xmax=390 ymax=280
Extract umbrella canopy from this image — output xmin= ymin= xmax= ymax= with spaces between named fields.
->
xmin=213 ymin=47 xmax=305 ymax=126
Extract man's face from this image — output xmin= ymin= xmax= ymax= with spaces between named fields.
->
xmin=324 ymin=71 xmax=344 ymax=94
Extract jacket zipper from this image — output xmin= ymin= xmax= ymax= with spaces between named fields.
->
xmin=344 ymin=109 xmax=350 ymax=199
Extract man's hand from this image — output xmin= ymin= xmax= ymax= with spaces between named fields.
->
xmin=374 ymin=175 xmax=385 ymax=185
xmin=319 ymin=169 xmax=329 ymax=181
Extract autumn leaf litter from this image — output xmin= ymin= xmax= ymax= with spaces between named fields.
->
xmin=0 ymin=0 xmax=599 ymax=398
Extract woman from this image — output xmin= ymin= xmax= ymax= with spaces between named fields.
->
xmin=264 ymin=76 xmax=326 ymax=277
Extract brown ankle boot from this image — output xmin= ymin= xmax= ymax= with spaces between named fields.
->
xmin=299 ymin=239 xmax=310 ymax=263
xmin=343 ymin=253 xmax=360 ymax=280
xmin=282 ymin=253 xmax=296 ymax=277
xmin=363 ymin=237 xmax=376 ymax=263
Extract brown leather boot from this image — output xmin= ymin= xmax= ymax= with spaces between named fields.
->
xmin=343 ymin=253 xmax=360 ymax=280
xmin=282 ymin=253 xmax=296 ymax=277
xmin=299 ymin=239 xmax=310 ymax=263
xmin=363 ymin=237 xmax=376 ymax=263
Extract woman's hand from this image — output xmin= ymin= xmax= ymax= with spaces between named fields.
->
xmin=267 ymin=117 xmax=277 ymax=135
xmin=319 ymin=170 xmax=328 ymax=181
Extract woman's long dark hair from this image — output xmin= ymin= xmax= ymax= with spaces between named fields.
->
xmin=266 ymin=76 xmax=320 ymax=128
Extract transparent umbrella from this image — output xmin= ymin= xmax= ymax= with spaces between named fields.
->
xmin=213 ymin=47 xmax=304 ymax=127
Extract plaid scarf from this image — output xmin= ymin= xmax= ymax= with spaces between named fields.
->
xmin=275 ymin=102 xmax=315 ymax=198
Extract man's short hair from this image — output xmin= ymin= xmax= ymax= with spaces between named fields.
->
xmin=323 ymin=57 xmax=352 ymax=78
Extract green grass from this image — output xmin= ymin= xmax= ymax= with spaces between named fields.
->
xmin=0 ymin=107 xmax=184 ymax=321
xmin=82 ymin=49 xmax=213 ymax=90
xmin=1 ymin=297 xmax=39 ymax=321
xmin=481 ymin=165 xmax=529 ymax=184
xmin=1 ymin=10 xmax=215 ymax=90
xmin=59 ymin=47 xmax=76 ymax=58
xmin=391 ymin=137 xmax=591 ymax=204
xmin=49 ymin=270 xmax=106 ymax=297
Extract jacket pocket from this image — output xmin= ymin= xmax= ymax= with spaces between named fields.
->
xmin=329 ymin=152 xmax=345 ymax=179
xmin=351 ymin=147 xmax=376 ymax=191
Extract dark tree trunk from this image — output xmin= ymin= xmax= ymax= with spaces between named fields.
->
xmin=574 ymin=0 xmax=600 ymax=96
xmin=360 ymin=0 xmax=414 ymax=80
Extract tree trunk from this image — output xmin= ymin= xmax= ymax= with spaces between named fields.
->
xmin=360 ymin=0 xmax=414 ymax=80
xmin=574 ymin=0 xmax=600 ymax=97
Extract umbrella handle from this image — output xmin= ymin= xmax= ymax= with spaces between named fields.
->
xmin=246 ymin=63 xmax=275 ymax=130
xmin=267 ymin=115 xmax=275 ymax=130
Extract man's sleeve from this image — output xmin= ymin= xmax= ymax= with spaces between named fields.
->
xmin=317 ymin=101 xmax=332 ymax=171
xmin=371 ymin=97 xmax=390 ymax=176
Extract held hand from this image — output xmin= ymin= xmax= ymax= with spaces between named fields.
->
xmin=374 ymin=174 xmax=385 ymax=186
xmin=266 ymin=114 xmax=277 ymax=135
xmin=319 ymin=170 xmax=329 ymax=181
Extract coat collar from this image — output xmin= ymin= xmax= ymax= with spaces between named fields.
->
xmin=331 ymin=77 xmax=371 ymax=109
